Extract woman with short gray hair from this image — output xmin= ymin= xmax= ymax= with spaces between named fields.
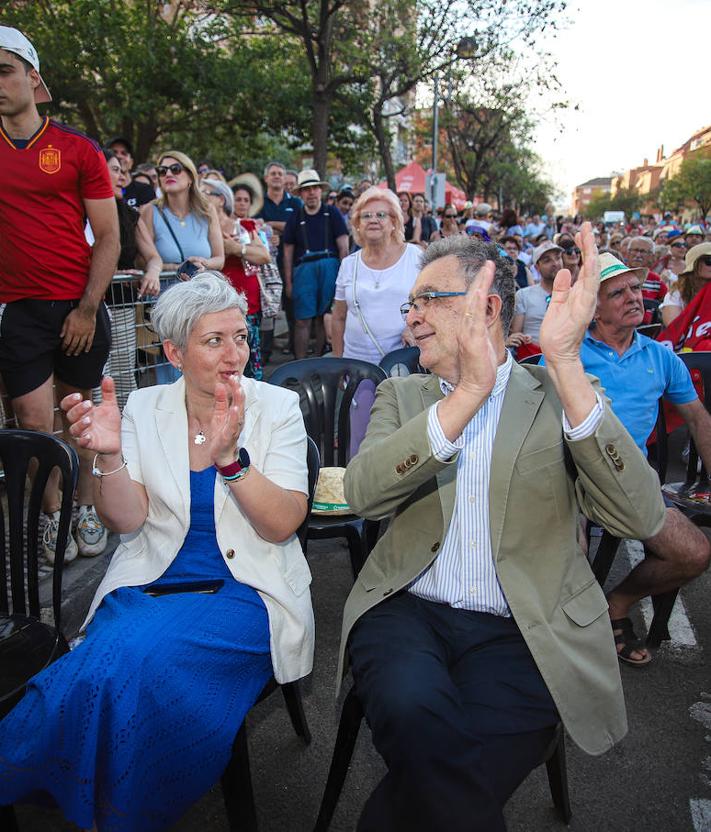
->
xmin=0 ymin=272 xmax=314 ymax=830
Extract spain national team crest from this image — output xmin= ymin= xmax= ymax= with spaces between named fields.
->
xmin=39 ymin=146 xmax=61 ymax=174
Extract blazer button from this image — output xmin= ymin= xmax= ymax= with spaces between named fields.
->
xmin=605 ymin=444 xmax=616 ymax=456
xmin=396 ymin=464 xmax=404 ymax=474
xmin=431 ymin=541 xmax=440 ymax=553
xmin=409 ymin=454 xmax=419 ymax=464
xmin=226 ymin=548 xmax=235 ymax=559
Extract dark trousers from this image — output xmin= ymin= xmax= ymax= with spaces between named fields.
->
xmin=348 ymin=592 xmax=559 ymax=832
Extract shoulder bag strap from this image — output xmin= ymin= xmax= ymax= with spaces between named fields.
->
xmin=156 ymin=205 xmax=185 ymax=263
xmin=351 ymin=252 xmax=386 ymax=358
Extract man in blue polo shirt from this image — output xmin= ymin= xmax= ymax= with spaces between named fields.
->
xmin=580 ymin=252 xmax=711 ymax=666
xmin=283 ymin=169 xmax=348 ymax=359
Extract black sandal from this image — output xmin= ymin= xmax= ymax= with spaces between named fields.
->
xmin=611 ymin=617 xmax=652 ymax=667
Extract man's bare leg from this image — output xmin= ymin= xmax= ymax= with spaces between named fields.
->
xmin=294 ymin=318 xmax=312 ymax=360
xmin=607 ymin=507 xmax=711 ymax=661
xmin=313 ymin=316 xmax=326 ymax=356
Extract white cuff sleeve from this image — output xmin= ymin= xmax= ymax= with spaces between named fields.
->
xmin=563 ymin=392 xmax=604 ymax=441
xmin=427 ymin=402 xmax=464 ymax=462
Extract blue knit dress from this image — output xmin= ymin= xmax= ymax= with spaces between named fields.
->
xmin=0 ymin=467 xmax=272 ymax=831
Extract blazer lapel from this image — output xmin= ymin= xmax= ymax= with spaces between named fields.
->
xmin=155 ymin=378 xmax=190 ymax=525
xmin=489 ymin=364 xmax=544 ymax=562
xmin=420 ymin=375 xmax=457 ymax=533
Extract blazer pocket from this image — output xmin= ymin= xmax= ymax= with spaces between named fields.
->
xmin=561 ymin=579 xmax=609 ymax=627
xmin=515 ymin=442 xmax=564 ymax=475
xmin=285 ymin=558 xmax=312 ymax=596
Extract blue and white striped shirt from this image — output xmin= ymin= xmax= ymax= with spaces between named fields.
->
xmin=409 ymin=352 xmax=603 ymax=616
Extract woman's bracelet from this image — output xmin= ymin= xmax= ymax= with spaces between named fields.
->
xmin=92 ymin=453 xmax=128 ymax=478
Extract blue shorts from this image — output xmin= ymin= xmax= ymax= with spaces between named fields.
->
xmin=292 ymin=257 xmax=340 ymax=320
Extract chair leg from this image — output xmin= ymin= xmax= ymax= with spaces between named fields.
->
xmin=313 ymin=687 xmax=365 ymax=832
xmin=545 ymin=725 xmax=572 ymax=825
xmin=646 ymin=589 xmax=679 ymax=647
xmin=281 ymin=680 xmax=312 ymax=744
xmin=591 ymin=531 xmax=622 ymax=586
xmin=0 ymin=806 xmax=18 ymax=832
xmin=221 ymin=721 xmax=258 ymax=832
xmin=344 ymin=524 xmax=366 ymax=580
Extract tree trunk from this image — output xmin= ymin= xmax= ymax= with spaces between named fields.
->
xmin=373 ymin=103 xmax=396 ymax=190
xmin=312 ymin=88 xmax=330 ymax=177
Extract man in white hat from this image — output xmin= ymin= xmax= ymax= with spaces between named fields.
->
xmin=574 ymin=252 xmax=711 ymax=665
xmin=283 ymin=170 xmax=349 ymax=358
xmin=0 ymin=27 xmax=120 ymax=562
xmin=507 ymin=241 xmax=563 ymax=353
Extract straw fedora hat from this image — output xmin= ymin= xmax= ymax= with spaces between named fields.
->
xmin=598 ymin=251 xmax=646 ymax=284
xmin=312 ymin=467 xmax=352 ymax=515
xmin=294 ymin=169 xmax=329 ymax=191
xmin=228 ymin=172 xmax=264 ymax=217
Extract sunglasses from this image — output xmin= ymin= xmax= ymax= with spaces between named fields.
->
xmin=444 ymin=214 xmax=456 ymax=219
xmin=671 ymin=242 xmax=687 ymax=249
xmin=157 ymin=163 xmax=185 ymax=177
xmin=561 ymin=246 xmax=581 ymax=256
xmin=361 ymin=211 xmax=391 ymax=221
xmin=699 ymin=255 xmax=711 ymax=267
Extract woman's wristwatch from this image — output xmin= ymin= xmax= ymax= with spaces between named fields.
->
xmin=216 ymin=448 xmax=251 ymax=482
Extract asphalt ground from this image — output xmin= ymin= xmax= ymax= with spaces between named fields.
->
xmin=15 ymin=335 xmax=711 ymax=832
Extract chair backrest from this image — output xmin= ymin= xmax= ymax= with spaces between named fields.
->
xmin=0 ymin=430 xmax=79 ymax=628
xmin=677 ymin=351 xmax=711 ymax=483
xmin=519 ymin=353 xmax=543 ymax=365
xmin=296 ymin=437 xmax=320 ymax=553
xmin=643 ymin=298 xmax=661 ymax=324
xmin=269 ymin=358 xmax=387 ymax=467
xmin=637 ymin=323 xmax=662 ymax=339
xmin=379 ymin=346 xmax=425 ymax=377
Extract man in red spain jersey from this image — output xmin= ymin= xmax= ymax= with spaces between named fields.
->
xmin=0 ymin=27 xmax=120 ymax=562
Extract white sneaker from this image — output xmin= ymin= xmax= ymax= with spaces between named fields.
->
xmin=41 ymin=510 xmax=78 ymax=564
xmin=76 ymin=505 xmax=108 ymax=557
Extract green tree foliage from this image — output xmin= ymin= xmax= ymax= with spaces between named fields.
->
xmin=660 ymin=154 xmax=711 ymax=220
xmin=2 ymin=0 xmax=312 ymax=167
xmin=584 ymin=188 xmax=641 ymax=221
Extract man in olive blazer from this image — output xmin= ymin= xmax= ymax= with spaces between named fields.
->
xmin=338 ymin=227 xmax=666 ymax=832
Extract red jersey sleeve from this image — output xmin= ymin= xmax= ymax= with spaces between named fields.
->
xmin=80 ymin=146 xmax=114 ymax=200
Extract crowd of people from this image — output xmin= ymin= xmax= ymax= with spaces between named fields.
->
xmin=1 ymin=24 xmax=710 ymax=832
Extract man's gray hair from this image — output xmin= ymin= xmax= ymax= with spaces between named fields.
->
xmin=263 ymin=160 xmax=286 ymax=177
xmin=420 ymin=236 xmax=516 ymax=335
xmin=151 ymin=272 xmax=248 ymax=349
xmin=629 ymin=235 xmax=653 ymax=250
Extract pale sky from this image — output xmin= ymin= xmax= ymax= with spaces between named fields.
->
xmin=533 ymin=0 xmax=710 ymax=210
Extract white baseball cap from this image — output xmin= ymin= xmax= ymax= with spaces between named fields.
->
xmin=0 ymin=27 xmax=52 ymax=103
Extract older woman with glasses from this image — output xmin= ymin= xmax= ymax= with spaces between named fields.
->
xmin=331 ymin=187 xmax=421 ymax=364
xmin=0 ymin=275 xmax=313 ymax=832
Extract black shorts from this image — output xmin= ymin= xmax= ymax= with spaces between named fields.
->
xmin=0 ymin=299 xmax=111 ymax=399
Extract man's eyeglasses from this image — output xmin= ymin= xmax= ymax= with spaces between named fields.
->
xmin=361 ymin=211 xmax=391 ymax=222
xmin=400 ymin=291 xmax=467 ymax=317
xmin=157 ymin=163 xmax=185 ymax=177
xmin=628 ymin=247 xmax=652 ymax=257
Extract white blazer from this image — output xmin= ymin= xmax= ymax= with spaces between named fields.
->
xmin=82 ymin=376 xmax=314 ymax=684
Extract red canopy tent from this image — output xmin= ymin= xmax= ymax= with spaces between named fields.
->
xmin=378 ymin=161 xmax=469 ymax=210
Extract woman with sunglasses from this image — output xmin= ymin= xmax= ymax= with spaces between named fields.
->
xmin=439 ymin=204 xmax=462 ymax=238
xmin=331 ymin=187 xmax=420 ymax=364
xmin=142 ymin=151 xmax=224 ymax=277
xmin=559 ymin=236 xmax=582 ymax=284
xmin=660 ymin=243 xmax=711 ymax=326
xmin=658 ymin=232 xmax=687 ymax=286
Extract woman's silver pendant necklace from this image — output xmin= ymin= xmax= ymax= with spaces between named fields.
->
xmin=194 ymin=430 xmax=207 ymax=445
